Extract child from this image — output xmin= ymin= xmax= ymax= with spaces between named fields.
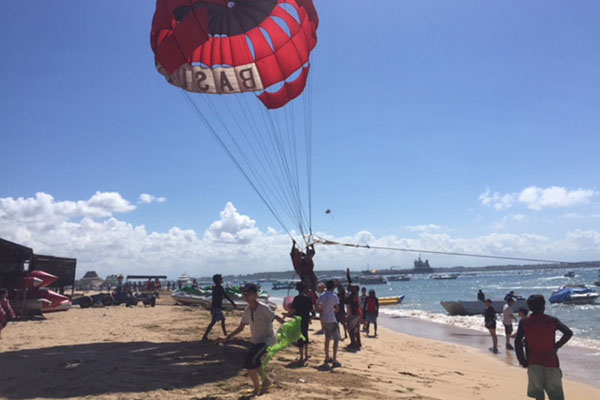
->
xmin=284 ymin=281 xmax=313 ymax=364
xmin=515 ymin=294 xmax=572 ymax=400
xmin=202 ymin=274 xmax=237 ymax=341
xmin=363 ymin=289 xmax=379 ymax=337
xmin=218 ymin=283 xmax=285 ymax=395
xmin=0 ymin=288 xmax=16 ymax=339
xmin=484 ymin=299 xmax=498 ymax=354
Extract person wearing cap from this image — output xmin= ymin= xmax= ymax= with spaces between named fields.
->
xmin=515 ymin=294 xmax=572 ymax=400
xmin=202 ymin=274 xmax=236 ymax=341
xmin=218 ymin=283 xmax=284 ymax=396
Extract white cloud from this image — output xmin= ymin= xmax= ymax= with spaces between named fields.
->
xmin=138 ymin=193 xmax=167 ymax=204
xmin=1 ymin=192 xmax=599 ymax=279
xmin=406 ymin=224 xmax=442 ymax=232
xmin=480 ymin=186 xmax=597 ymax=211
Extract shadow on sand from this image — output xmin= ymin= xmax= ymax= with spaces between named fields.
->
xmin=0 ymin=340 xmax=248 ymax=399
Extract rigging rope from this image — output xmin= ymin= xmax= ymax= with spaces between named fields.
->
xmin=314 ymin=237 xmax=569 ymax=264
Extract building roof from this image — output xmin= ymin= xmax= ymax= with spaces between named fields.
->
xmin=82 ymin=271 xmax=101 ymax=280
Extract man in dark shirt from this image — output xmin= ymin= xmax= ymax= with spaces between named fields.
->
xmin=284 ymin=281 xmax=313 ymax=364
xmin=515 ymin=294 xmax=572 ymax=400
xmin=477 ymin=289 xmax=485 ymax=302
xmin=202 ymin=274 xmax=236 ymax=341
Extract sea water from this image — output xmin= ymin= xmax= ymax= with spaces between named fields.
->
xmin=269 ymin=267 xmax=600 ymax=353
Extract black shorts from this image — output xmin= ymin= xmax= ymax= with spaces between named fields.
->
xmin=504 ymin=324 xmax=513 ymax=335
xmin=244 ymin=343 xmax=268 ymax=370
xmin=485 ymin=321 xmax=497 ymax=330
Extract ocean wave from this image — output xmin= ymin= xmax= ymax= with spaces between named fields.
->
xmin=379 ymin=307 xmax=600 ymax=352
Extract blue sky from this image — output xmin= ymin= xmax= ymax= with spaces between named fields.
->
xmin=1 ymin=1 xmax=599 ymax=278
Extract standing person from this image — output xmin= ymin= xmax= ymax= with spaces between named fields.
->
xmin=218 ymin=283 xmax=285 ymax=396
xmin=477 ymin=289 xmax=485 ymax=302
xmin=202 ymin=274 xmax=237 ymax=341
xmin=0 ymin=288 xmax=16 ymax=339
xmin=363 ymin=289 xmax=379 ymax=337
xmin=316 ymin=280 xmax=341 ymax=368
xmin=359 ymin=287 xmax=368 ymax=331
xmin=344 ymin=268 xmax=362 ymax=350
xmin=335 ymin=285 xmax=348 ymax=340
xmin=515 ymin=294 xmax=573 ymax=400
xmin=502 ymin=298 xmax=518 ymax=350
xmin=484 ymin=299 xmax=498 ymax=354
xmin=515 ymin=294 xmax=572 ymax=400
xmin=504 ymin=290 xmax=516 ymax=301
xmin=284 ymin=281 xmax=313 ymax=364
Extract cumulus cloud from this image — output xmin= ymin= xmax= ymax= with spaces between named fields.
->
xmin=406 ymin=224 xmax=442 ymax=232
xmin=480 ymin=186 xmax=597 ymax=211
xmin=1 ymin=192 xmax=599 ymax=279
xmin=138 ymin=193 xmax=167 ymax=204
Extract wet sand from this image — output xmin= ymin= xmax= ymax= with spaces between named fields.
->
xmin=1 ymin=294 xmax=599 ymax=400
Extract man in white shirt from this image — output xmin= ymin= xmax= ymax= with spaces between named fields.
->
xmin=316 ymin=280 xmax=341 ymax=368
xmin=219 ymin=283 xmax=284 ymax=395
xmin=502 ymin=298 xmax=518 ymax=350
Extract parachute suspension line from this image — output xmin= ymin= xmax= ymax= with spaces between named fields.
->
xmin=305 ymin=61 xmax=314 ymax=239
xmin=315 ymin=238 xmax=568 ymax=264
xmin=179 ymin=90 xmax=294 ymax=240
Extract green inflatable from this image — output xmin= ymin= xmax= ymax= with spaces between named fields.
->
xmin=262 ymin=316 xmax=305 ymax=379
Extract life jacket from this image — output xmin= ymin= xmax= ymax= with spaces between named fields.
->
xmin=366 ymin=297 xmax=378 ymax=314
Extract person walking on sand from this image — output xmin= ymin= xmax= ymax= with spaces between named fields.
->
xmin=335 ymin=285 xmax=348 ymax=340
xmin=363 ymin=289 xmax=379 ymax=337
xmin=515 ymin=294 xmax=572 ymax=400
xmin=218 ymin=283 xmax=285 ymax=396
xmin=316 ymin=280 xmax=341 ymax=368
xmin=0 ymin=288 xmax=16 ymax=339
xmin=283 ymin=281 xmax=313 ymax=364
xmin=484 ymin=299 xmax=498 ymax=354
xmin=359 ymin=287 xmax=368 ymax=331
xmin=502 ymin=298 xmax=518 ymax=350
xmin=202 ymin=274 xmax=237 ymax=341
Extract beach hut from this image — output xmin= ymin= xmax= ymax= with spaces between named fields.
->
xmin=80 ymin=271 xmax=103 ymax=289
xmin=0 ymin=238 xmax=33 ymax=291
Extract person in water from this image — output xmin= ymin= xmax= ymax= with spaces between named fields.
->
xmin=477 ymin=289 xmax=485 ymax=302
xmin=502 ymin=297 xmax=518 ymax=350
xmin=363 ymin=289 xmax=379 ymax=337
xmin=0 ymin=288 xmax=16 ymax=339
xmin=218 ymin=283 xmax=285 ymax=396
xmin=515 ymin=294 xmax=572 ymax=400
xmin=484 ymin=299 xmax=498 ymax=354
xmin=202 ymin=274 xmax=236 ymax=341
xmin=316 ymin=280 xmax=341 ymax=368
xmin=283 ymin=281 xmax=313 ymax=364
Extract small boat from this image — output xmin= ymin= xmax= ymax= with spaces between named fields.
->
xmin=379 ymin=295 xmax=405 ymax=306
xmin=549 ymin=285 xmax=599 ymax=305
xmin=354 ymin=275 xmax=387 ymax=285
xmin=564 ymin=271 xmax=576 ymax=278
xmin=271 ymin=281 xmax=295 ymax=290
xmin=431 ymin=273 xmax=458 ymax=280
xmin=388 ymin=275 xmax=411 ymax=282
xmin=171 ymin=286 xmax=277 ymax=310
xmin=441 ymin=299 xmax=529 ymax=316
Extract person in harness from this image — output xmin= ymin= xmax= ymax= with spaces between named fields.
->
xmin=290 ymin=240 xmax=318 ymax=296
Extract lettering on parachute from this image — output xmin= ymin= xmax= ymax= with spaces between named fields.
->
xmin=158 ymin=62 xmax=264 ymax=94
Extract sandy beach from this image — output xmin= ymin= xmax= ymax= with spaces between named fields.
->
xmin=1 ymin=294 xmax=599 ymax=400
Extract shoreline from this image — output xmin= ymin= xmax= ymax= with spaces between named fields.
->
xmin=378 ymin=313 xmax=599 ymax=388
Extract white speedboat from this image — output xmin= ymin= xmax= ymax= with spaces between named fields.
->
xmin=550 ymin=285 xmax=599 ymax=305
xmin=440 ymin=299 xmax=529 ymax=316
xmin=431 ymin=273 xmax=458 ymax=280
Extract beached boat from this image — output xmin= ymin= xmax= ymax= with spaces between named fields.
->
xmin=171 ymin=287 xmax=277 ymax=310
xmin=549 ymin=285 xmax=599 ymax=305
xmin=431 ymin=273 xmax=458 ymax=280
xmin=354 ymin=275 xmax=387 ymax=285
xmin=440 ymin=299 xmax=528 ymax=316
xmin=388 ymin=275 xmax=411 ymax=282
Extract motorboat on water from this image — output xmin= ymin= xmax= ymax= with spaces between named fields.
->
xmin=564 ymin=271 xmax=576 ymax=278
xmin=441 ymin=299 xmax=529 ymax=316
xmin=354 ymin=275 xmax=387 ymax=285
xmin=388 ymin=275 xmax=411 ymax=282
xmin=431 ymin=273 xmax=458 ymax=280
xmin=549 ymin=285 xmax=599 ymax=305
xmin=271 ymin=281 xmax=296 ymax=290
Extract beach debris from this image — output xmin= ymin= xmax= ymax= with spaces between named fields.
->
xmin=60 ymin=359 xmax=83 ymax=369
xmin=298 ymin=378 xmax=306 ymax=383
